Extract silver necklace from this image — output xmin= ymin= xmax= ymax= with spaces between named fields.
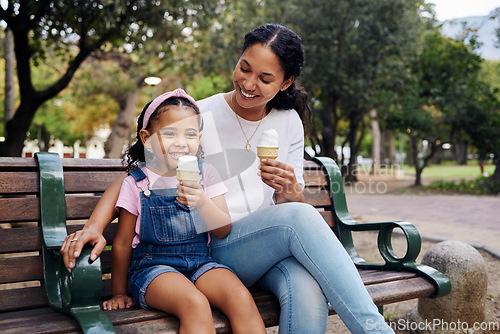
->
xmin=229 ymin=92 xmax=265 ymax=151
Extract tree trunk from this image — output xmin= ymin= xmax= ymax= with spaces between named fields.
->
xmin=4 ymin=28 xmax=15 ymax=135
xmin=370 ymin=109 xmax=380 ymax=175
xmin=319 ymin=96 xmax=339 ymax=161
xmin=453 ymin=141 xmax=468 ymax=165
xmin=345 ymin=112 xmax=365 ymax=183
xmin=0 ymin=99 xmax=43 ymax=156
xmin=104 ymin=90 xmax=140 ymax=158
xmin=492 ymin=151 xmax=500 ymax=182
xmin=431 ymin=145 xmax=442 ymax=164
xmin=482 ymin=149 xmax=500 ymax=193
xmin=387 ymin=130 xmax=397 ymax=166
xmin=411 ymin=136 xmax=423 ymax=186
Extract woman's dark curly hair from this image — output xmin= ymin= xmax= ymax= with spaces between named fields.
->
xmin=242 ymin=23 xmax=312 ymax=135
xmin=125 ymin=97 xmax=203 ymax=171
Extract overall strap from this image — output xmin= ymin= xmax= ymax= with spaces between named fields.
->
xmin=129 ymin=168 xmax=147 ymax=182
xmin=198 ymin=161 xmax=203 ymax=173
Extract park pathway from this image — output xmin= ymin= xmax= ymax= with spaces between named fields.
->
xmin=345 ymin=174 xmax=500 ymax=256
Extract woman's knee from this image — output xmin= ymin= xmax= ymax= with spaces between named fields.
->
xmin=273 ymin=202 xmax=328 ymax=235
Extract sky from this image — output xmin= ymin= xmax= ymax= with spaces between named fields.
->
xmin=429 ymin=0 xmax=499 ymax=21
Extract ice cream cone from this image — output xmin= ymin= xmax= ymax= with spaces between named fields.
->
xmin=176 ymin=156 xmax=200 ymax=202
xmin=257 ymin=128 xmax=279 ymax=166
xmin=257 ymin=146 xmax=279 ymax=165
xmin=176 ymin=169 xmax=199 ymax=182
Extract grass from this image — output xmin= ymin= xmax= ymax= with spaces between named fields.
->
xmin=401 ymin=161 xmax=495 ymax=179
xmin=395 ymin=161 xmax=498 ymax=194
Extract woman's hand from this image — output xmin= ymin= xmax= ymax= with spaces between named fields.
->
xmin=259 ymin=159 xmax=304 ymax=203
xmin=176 ymin=181 xmax=209 ymax=208
xmin=102 ymin=293 xmax=133 ymax=310
xmin=60 ymin=228 xmax=107 ymax=271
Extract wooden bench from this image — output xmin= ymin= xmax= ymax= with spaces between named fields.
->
xmin=0 ymin=153 xmax=450 ymax=333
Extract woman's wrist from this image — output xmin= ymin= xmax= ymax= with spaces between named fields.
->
xmin=82 ymin=218 xmax=109 ymax=234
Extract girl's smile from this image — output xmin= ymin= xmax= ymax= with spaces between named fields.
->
xmin=140 ymin=106 xmax=201 ymax=175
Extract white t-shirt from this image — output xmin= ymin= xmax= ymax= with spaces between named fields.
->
xmin=198 ymin=93 xmax=305 ymax=222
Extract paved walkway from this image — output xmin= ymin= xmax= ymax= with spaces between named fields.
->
xmin=345 ymin=175 xmax=500 ymax=257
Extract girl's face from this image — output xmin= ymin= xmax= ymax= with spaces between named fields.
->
xmin=140 ymin=106 xmax=201 ymax=174
xmin=232 ymin=43 xmax=294 ymax=114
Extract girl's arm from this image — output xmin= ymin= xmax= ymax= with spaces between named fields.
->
xmin=102 ymin=209 xmax=136 ymax=310
xmin=177 ymin=182 xmax=231 ymax=238
xmin=61 ymin=173 xmax=127 ymax=270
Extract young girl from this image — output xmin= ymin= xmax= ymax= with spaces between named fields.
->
xmin=101 ymin=88 xmax=265 ymax=334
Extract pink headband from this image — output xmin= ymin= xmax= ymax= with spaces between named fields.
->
xmin=142 ymin=88 xmax=200 ymax=129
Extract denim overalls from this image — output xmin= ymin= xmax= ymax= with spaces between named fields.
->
xmin=126 ymin=168 xmax=231 ymax=309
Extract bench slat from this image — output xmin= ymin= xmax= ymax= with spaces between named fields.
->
xmin=303 ymin=169 xmax=329 ymax=186
xmin=0 ymin=224 xmax=98 ymax=254
xmin=367 ymin=276 xmax=436 ymax=305
xmin=0 ymin=286 xmax=47 ymax=313
xmin=319 ymin=211 xmax=335 ymax=228
xmin=0 ymin=226 xmax=41 ymax=253
xmin=359 ymin=269 xmax=416 ymax=285
xmin=0 ymin=196 xmax=101 ymax=223
xmin=0 ymin=171 xmax=122 ymax=194
xmin=0 ymin=256 xmax=43 ymax=284
xmin=0 ymin=157 xmax=125 ymax=170
xmin=303 ymin=188 xmax=332 ymax=207
xmin=0 ymin=307 xmax=80 ymax=334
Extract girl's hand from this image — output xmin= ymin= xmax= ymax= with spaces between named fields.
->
xmin=259 ymin=159 xmax=304 ymax=203
xmin=177 ymin=181 xmax=209 ymax=208
xmin=102 ymin=294 xmax=133 ymax=310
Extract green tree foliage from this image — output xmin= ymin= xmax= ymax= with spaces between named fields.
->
xmin=278 ymin=0 xmax=425 ymax=181
xmin=188 ymin=1 xmax=274 ymax=83
xmin=386 ymin=31 xmax=499 ymax=186
xmin=0 ymin=0 xmax=211 ymax=156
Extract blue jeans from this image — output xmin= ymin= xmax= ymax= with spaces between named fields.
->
xmin=210 ymin=202 xmax=394 ymax=334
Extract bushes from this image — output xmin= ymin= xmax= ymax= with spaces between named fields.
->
xmin=423 ymin=177 xmax=499 ymax=195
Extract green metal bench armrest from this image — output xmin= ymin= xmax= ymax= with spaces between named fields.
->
xmin=312 ymin=156 xmax=451 ymax=298
xmin=35 ymin=152 xmax=115 ymax=333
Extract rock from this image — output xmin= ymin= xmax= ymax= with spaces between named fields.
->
xmin=417 ymin=240 xmax=488 ymax=331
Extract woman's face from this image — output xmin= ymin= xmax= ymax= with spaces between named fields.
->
xmin=140 ymin=106 xmax=201 ymax=173
xmin=232 ymin=43 xmax=293 ymax=113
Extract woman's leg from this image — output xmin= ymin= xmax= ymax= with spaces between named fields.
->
xmin=145 ymin=272 xmax=216 ymax=334
xmin=258 ymin=257 xmax=328 ymax=334
xmin=210 ymin=202 xmax=393 ymax=333
xmin=195 ymin=268 xmax=266 ymax=334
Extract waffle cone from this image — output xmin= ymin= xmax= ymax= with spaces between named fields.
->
xmin=176 ymin=170 xmax=199 ymax=203
xmin=176 ymin=170 xmax=199 ymax=182
xmin=257 ymin=146 xmax=278 ymax=165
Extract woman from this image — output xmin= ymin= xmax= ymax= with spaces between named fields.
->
xmin=61 ymin=24 xmax=393 ymax=334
